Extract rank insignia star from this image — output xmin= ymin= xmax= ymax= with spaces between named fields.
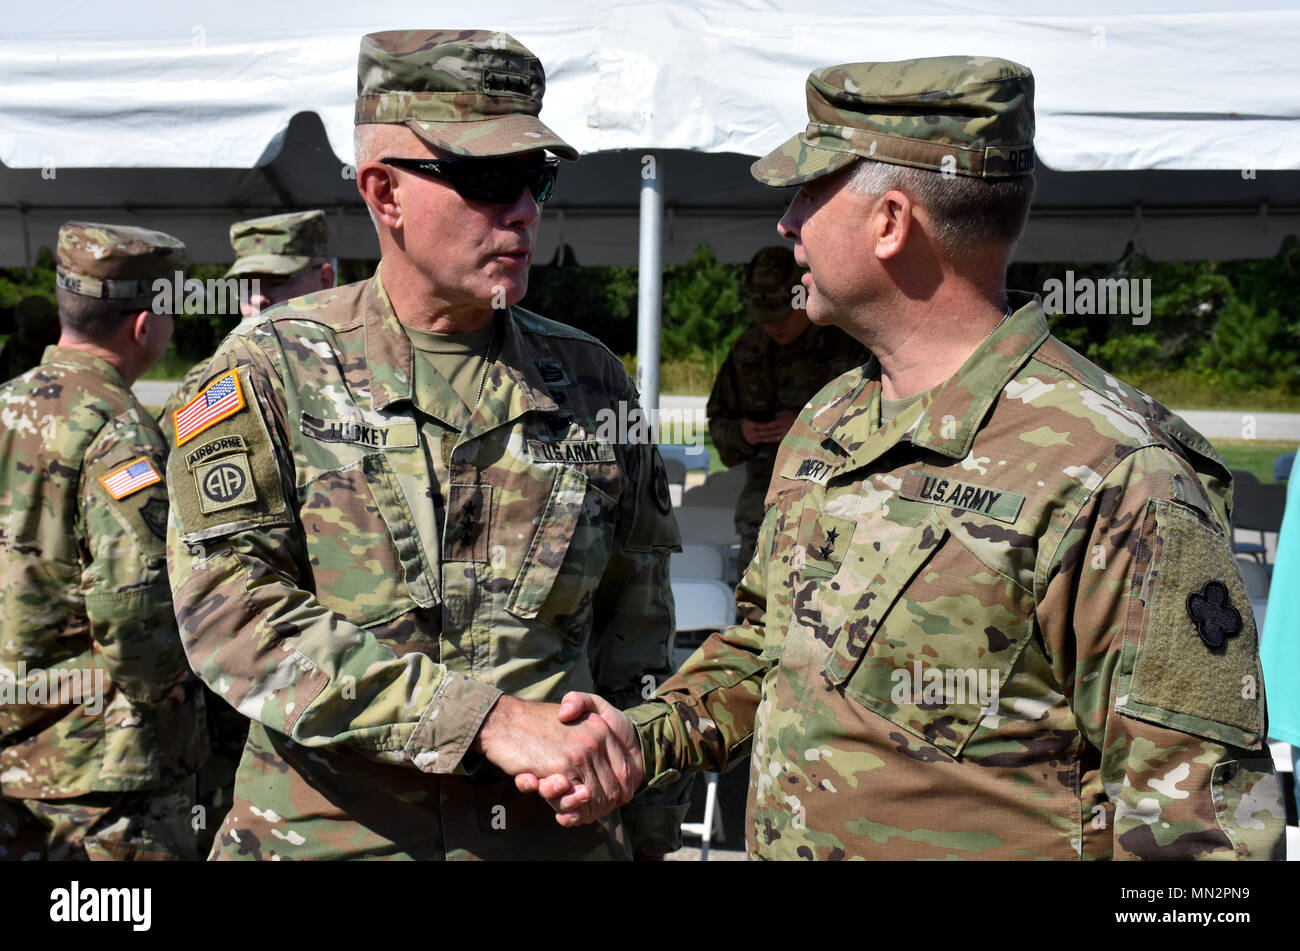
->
xmin=826 ymin=527 xmax=839 ymax=546
xmin=1185 ymin=579 xmax=1242 ymax=649
xmin=817 ymin=545 xmax=834 ymax=561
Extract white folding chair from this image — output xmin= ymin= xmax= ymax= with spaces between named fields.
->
xmin=669 ymin=578 xmax=737 ymax=859
xmin=671 ymin=542 xmax=728 ymax=581
xmin=675 ymin=505 xmax=741 ymax=546
xmin=682 ymin=465 xmax=746 ymax=507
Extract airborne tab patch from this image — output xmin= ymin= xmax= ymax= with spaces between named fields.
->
xmin=185 ymin=434 xmax=248 ymax=469
xmin=99 ymin=457 xmax=162 ymax=500
xmin=899 ymin=469 xmax=1025 ymax=524
xmin=174 ymin=370 xmax=246 ymax=447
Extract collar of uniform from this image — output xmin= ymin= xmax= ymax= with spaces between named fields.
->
xmin=809 ymin=292 xmax=1048 ymax=461
xmin=362 ymin=267 xmax=417 ymax=412
xmin=463 ymin=308 xmax=559 ymax=439
xmin=909 ymin=292 xmax=1049 ymax=459
xmin=40 ymin=344 xmax=130 ymax=393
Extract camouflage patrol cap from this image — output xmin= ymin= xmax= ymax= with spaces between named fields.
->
xmin=744 ymin=246 xmax=805 ymax=324
xmin=55 ymin=221 xmax=185 ymax=304
xmin=355 ymin=30 xmax=577 ymax=160
xmin=225 ymin=210 xmax=328 ymax=278
xmin=752 ymin=56 xmax=1035 ymax=187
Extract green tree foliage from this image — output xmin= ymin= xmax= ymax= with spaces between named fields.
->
xmin=519 ymin=245 xmax=638 ymax=353
xmin=2 ymin=233 xmax=1296 ymax=405
xmin=1007 ymin=235 xmax=1300 ymax=402
xmin=0 ymin=247 xmax=57 ymax=335
xmin=659 ymin=245 xmax=746 ymax=363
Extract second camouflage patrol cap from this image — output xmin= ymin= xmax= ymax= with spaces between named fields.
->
xmin=752 ymin=56 xmax=1036 ymax=187
xmin=744 ymin=246 xmax=805 ymax=325
xmin=56 ymin=221 xmax=185 ymax=303
xmin=225 ymin=210 xmax=328 ymax=278
xmin=355 ymin=30 xmax=577 ymax=160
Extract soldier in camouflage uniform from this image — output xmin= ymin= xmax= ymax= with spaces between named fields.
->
xmin=163 ymin=29 xmax=685 ymax=861
xmin=159 ymin=210 xmax=334 ymax=425
xmin=0 ymin=222 xmax=207 ymax=860
xmin=546 ymin=57 xmax=1286 ymax=860
xmin=158 ymin=210 xmax=335 ymax=853
xmin=707 ymin=246 xmax=869 ymax=568
xmin=0 ymin=296 xmax=60 ymax=384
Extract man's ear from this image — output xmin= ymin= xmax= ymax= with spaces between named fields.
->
xmin=872 ymin=189 xmax=914 ymax=261
xmin=319 ymin=260 xmax=337 ymax=289
xmin=129 ymin=308 xmax=153 ymax=346
xmin=357 ymin=164 xmax=402 ymax=232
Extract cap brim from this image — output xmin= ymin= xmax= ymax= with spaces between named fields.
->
xmin=224 ymin=255 xmax=310 ymax=278
xmin=750 ymin=303 xmax=795 ymax=325
xmin=406 ymin=114 xmax=578 ymax=161
xmin=751 ymin=133 xmax=859 ymax=187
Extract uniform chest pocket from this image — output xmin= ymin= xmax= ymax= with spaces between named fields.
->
xmin=505 ymin=463 xmax=618 ymax=629
xmin=806 ymin=511 xmax=1037 ymax=758
xmin=297 ymin=452 xmax=434 ymax=628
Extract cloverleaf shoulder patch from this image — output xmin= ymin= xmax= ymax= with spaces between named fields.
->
xmin=1186 ymin=579 xmax=1242 ymax=649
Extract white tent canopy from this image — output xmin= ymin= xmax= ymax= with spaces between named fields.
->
xmin=2 ymin=0 xmax=1298 ymax=269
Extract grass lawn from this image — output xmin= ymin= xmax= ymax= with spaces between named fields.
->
xmin=1211 ymin=439 xmax=1297 ymax=484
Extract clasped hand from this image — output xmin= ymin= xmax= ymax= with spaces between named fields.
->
xmin=475 ymin=692 xmax=642 ymax=826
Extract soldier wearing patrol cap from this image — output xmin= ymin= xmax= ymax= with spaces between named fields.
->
xmin=225 ymin=209 xmax=335 ymax=327
xmin=163 ymin=29 xmax=686 ymax=860
xmin=159 ymin=210 xmax=335 ymax=426
xmin=0 ymin=221 xmax=207 ymax=860
xmin=707 ymin=246 xmax=869 ymax=569
xmin=550 ymin=57 xmax=1286 ymax=860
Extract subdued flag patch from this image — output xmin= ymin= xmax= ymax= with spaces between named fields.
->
xmin=174 ymin=371 xmax=245 ymax=446
xmin=100 ymin=457 xmax=162 ymax=500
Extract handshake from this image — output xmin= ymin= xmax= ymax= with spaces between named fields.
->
xmin=473 ymin=691 xmax=644 ymax=826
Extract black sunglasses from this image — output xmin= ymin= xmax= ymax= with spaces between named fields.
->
xmin=380 ymin=156 xmax=560 ymax=204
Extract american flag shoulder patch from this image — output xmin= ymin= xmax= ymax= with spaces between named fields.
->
xmin=174 ymin=370 xmax=246 ymax=447
xmin=100 ymin=456 xmax=162 ymax=500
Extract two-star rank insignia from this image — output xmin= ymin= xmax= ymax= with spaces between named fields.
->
xmin=1186 ymin=579 xmax=1242 ymax=649
xmin=816 ymin=527 xmax=840 ymax=561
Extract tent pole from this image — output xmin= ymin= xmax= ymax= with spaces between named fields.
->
xmin=636 ymin=152 xmax=663 ymax=417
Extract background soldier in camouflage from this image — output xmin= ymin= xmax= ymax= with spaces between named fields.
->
xmin=0 ymin=296 xmax=60 ymax=384
xmin=0 ymin=222 xmax=207 ymax=861
xmin=160 ymin=209 xmax=335 ymax=425
xmin=164 ymin=29 xmax=684 ymax=861
xmin=708 ymin=246 xmax=869 ymax=568
xmin=158 ymin=209 xmax=335 ymax=852
xmin=543 ymin=57 xmax=1285 ymax=860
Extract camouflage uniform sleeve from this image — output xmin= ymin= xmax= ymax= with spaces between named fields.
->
xmin=1038 ymin=447 xmax=1285 ymax=860
xmin=585 ymin=381 xmax=690 ymax=853
xmin=706 ymin=346 xmax=755 ymax=468
xmin=624 ymin=502 xmax=777 ymax=785
xmin=80 ymin=414 xmax=190 ymax=704
xmin=165 ymin=335 xmax=501 ymax=776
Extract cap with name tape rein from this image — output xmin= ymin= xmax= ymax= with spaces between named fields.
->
xmin=751 ymin=55 xmax=1035 ymax=187
xmin=55 ymin=221 xmax=185 ymax=303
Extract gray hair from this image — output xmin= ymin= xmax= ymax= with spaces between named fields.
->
xmin=846 ymin=160 xmax=1036 ymax=256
